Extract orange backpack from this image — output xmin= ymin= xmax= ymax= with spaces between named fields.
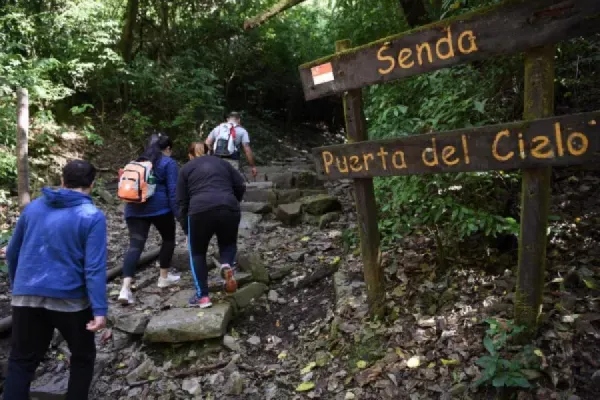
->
xmin=117 ymin=160 xmax=156 ymax=203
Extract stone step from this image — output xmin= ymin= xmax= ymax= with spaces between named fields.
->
xmin=144 ymin=303 xmax=232 ymax=343
xmin=240 ymin=201 xmax=272 ymax=214
xmin=239 ymin=212 xmax=262 ymax=238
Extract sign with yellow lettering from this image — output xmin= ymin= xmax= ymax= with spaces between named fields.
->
xmin=299 ymin=0 xmax=600 ymax=101
xmin=312 ymin=112 xmax=599 ymax=180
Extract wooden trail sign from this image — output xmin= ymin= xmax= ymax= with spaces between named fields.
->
xmin=313 ymin=111 xmax=600 ymax=180
xmin=299 ymin=0 xmax=600 ymax=100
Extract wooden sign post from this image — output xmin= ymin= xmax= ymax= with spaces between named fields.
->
xmin=299 ymin=0 xmax=600 ymax=331
xmin=335 ymin=40 xmax=384 ymax=318
xmin=515 ymin=46 xmax=555 ymax=333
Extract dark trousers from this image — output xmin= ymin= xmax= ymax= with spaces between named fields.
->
xmin=188 ymin=208 xmax=240 ymax=296
xmin=4 ymin=307 xmax=96 ymax=400
xmin=123 ymin=212 xmax=176 ymax=277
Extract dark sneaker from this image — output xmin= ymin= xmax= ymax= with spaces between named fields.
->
xmin=189 ymin=294 xmax=212 ymax=308
xmin=220 ymin=263 xmax=238 ymax=293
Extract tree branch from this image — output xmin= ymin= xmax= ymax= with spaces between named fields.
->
xmin=243 ymin=0 xmax=309 ymax=30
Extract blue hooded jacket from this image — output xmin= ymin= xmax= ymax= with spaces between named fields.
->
xmin=6 ymin=188 xmax=108 ymax=317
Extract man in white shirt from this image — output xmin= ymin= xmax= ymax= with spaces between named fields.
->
xmin=205 ymin=112 xmax=257 ymax=178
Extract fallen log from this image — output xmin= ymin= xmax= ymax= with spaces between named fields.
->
xmin=0 ymin=248 xmax=161 ymax=334
xmin=106 ymin=248 xmax=161 ymax=280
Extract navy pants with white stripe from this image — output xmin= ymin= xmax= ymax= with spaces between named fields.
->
xmin=188 ymin=208 xmax=240 ymax=297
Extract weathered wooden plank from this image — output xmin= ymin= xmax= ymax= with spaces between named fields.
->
xmin=312 ymin=111 xmax=600 ymax=180
xmin=514 ymin=45 xmax=555 ymax=335
xmin=336 ymin=39 xmax=385 ymax=319
xmin=299 ymin=0 xmax=600 ymax=100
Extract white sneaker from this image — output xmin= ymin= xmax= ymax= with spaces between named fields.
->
xmin=158 ymin=273 xmax=181 ymax=288
xmin=118 ymin=287 xmax=135 ymax=305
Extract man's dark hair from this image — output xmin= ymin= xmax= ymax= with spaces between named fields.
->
xmin=63 ymin=160 xmax=96 ymax=189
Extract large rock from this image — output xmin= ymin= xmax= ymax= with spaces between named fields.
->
xmin=294 ymin=170 xmax=322 ymax=189
xmin=126 ymin=359 xmax=156 ymax=385
xmin=243 ymin=189 xmax=277 ymax=204
xmin=319 ymin=212 xmax=341 ymax=229
xmin=275 ymin=203 xmax=302 ymax=226
xmin=239 ymin=212 xmax=262 ymax=238
xmin=270 ymin=172 xmax=296 ymax=189
xmin=166 ymin=289 xmax=196 ymax=308
xmin=245 ymin=181 xmax=273 ymax=190
xmin=301 ymin=194 xmax=342 ymax=216
xmin=112 ymin=312 xmax=151 ymax=335
xmin=237 ymin=253 xmax=269 ymax=283
xmin=275 ymin=189 xmax=303 ymax=204
xmin=144 ymin=304 xmax=232 ymax=343
xmin=240 ymin=202 xmax=272 ymax=214
xmin=228 ymin=282 xmax=268 ymax=310
xmin=95 ymin=187 xmax=115 ymax=205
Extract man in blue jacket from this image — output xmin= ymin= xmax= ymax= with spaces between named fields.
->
xmin=4 ymin=160 xmax=108 ymax=400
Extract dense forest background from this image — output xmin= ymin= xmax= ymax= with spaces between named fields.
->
xmin=1 ymin=0 xmax=599 ymax=252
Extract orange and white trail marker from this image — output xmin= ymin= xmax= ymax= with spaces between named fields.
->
xmin=311 ymin=63 xmax=334 ymax=85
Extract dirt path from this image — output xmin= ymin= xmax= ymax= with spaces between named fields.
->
xmin=1 ymin=161 xmax=600 ymax=400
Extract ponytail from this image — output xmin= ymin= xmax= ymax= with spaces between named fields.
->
xmin=140 ymin=135 xmax=172 ymax=168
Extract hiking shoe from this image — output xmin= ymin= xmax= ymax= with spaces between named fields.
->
xmin=189 ymin=294 xmax=212 ymax=308
xmin=220 ymin=264 xmax=237 ymax=293
xmin=158 ymin=273 xmax=181 ymax=288
xmin=118 ymin=287 xmax=135 ymax=305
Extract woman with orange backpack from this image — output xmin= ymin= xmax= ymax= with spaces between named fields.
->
xmin=117 ymin=135 xmax=180 ymax=305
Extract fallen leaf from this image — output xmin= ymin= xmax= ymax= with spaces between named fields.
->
xmin=117 ymin=363 xmax=126 ymax=369
xmin=301 ymin=236 xmax=310 ymax=242
xmin=330 ymin=256 xmax=341 ymax=266
xmin=278 ymin=351 xmax=288 ymax=360
xmin=407 ymin=356 xmax=420 ymax=369
xmin=441 ymin=359 xmax=460 ymax=366
xmin=356 ymin=360 xmax=368 ymax=369
xmin=296 ymin=382 xmax=315 ymax=392
xmin=583 ymin=278 xmax=598 ymax=290
xmin=427 ymin=362 xmax=436 ymax=368
xmin=395 ymin=348 xmax=406 ymax=359
xmin=57 ymin=353 xmax=65 ymax=361
xmin=301 ymin=362 xmax=317 ymax=374
xmin=197 ymin=312 xmax=205 ymax=317
xmin=109 ymin=290 xmax=119 ymax=297
xmin=534 ymin=349 xmax=544 ymax=358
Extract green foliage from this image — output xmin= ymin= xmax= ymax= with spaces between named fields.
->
xmin=475 ymin=319 xmax=542 ymax=389
xmin=368 ymin=65 xmax=521 ymax=249
xmin=0 ymin=229 xmax=10 ymax=273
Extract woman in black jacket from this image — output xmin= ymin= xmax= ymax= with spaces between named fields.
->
xmin=176 ymin=142 xmax=246 ymax=308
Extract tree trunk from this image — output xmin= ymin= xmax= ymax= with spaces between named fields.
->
xmin=244 ymin=0 xmax=309 ymax=30
xmin=120 ymin=0 xmax=139 ymax=108
xmin=16 ymin=88 xmax=30 ymax=210
xmin=121 ymin=0 xmax=139 ymax=64
xmin=398 ymin=0 xmax=431 ymax=27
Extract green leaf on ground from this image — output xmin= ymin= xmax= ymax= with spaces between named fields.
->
xmin=296 ymin=382 xmax=315 ymax=392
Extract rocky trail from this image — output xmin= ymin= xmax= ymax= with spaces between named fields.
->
xmin=1 ymin=159 xmax=600 ymax=400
